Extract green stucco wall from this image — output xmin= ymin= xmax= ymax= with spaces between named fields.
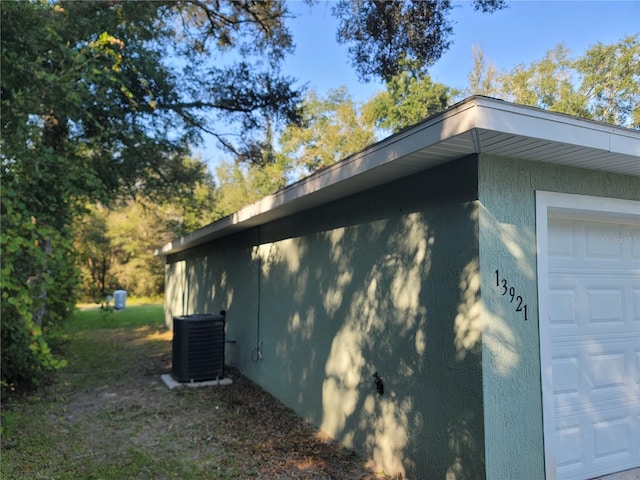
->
xmin=478 ymin=155 xmax=640 ymax=480
xmin=165 ymin=228 xmax=260 ymax=365
xmin=165 ymin=157 xmax=485 ymax=479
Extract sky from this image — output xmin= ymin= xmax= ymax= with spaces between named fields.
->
xmin=200 ymin=0 xmax=640 ymax=167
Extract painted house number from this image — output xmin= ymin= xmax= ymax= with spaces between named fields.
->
xmin=495 ymin=269 xmax=529 ymax=321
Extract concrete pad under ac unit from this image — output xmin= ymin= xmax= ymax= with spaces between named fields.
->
xmin=161 ymin=373 xmax=233 ymax=390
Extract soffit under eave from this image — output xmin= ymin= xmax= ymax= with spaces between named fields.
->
xmin=471 ymin=128 xmax=640 ymax=176
xmin=156 ymin=99 xmax=640 ymax=256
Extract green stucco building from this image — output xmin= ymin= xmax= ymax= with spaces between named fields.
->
xmin=156 ymin=97 xmax=640 ymax=479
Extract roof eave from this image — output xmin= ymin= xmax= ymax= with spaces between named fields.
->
xmin=155 ymin=96 xmax=640 ymax=257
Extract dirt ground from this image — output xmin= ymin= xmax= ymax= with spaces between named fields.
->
xmin=2 ymin=325 xmax=394 ymax=479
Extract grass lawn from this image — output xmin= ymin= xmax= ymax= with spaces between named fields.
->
xmin=1 ymin=305 xmax=388 ymax=479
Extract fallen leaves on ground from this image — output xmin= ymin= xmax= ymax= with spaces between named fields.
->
xmin=2 ymin=325 xmax=395 ymax=479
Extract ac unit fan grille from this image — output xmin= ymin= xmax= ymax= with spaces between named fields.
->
xmin=172 ymin=314 xmax=225 ymax=382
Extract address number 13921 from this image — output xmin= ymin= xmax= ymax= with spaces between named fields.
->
xmin=495 ymin=269 xmax=529 ymax=321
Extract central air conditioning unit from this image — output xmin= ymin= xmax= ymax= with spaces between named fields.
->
xmin=172 ymin=312 xmax=225 ymax=382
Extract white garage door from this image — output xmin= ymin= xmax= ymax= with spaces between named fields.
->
xmin=538 ymin=193 xmax=640 ymax=480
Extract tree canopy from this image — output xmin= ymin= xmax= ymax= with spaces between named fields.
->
xmin=1 ymin=0 xmax=303 ymax=200
xmin=333 ymin=0 xmax=506 ymax=82
xmin=279 ymin=87 xmax=376 ymax=173
xmin=365 ymin=71 xmax=456 ymax=133
xmin=468 ymin=35 xmax=640 ymax=128
xmin=0 ymin=0 xmax=302 ymax=390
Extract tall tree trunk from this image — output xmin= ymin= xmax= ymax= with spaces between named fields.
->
xmin=30 ymin=113 xmax=69 ymax=326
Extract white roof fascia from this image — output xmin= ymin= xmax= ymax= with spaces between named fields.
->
xmin=472 ymin=96 xmax=639 ymax=157
xmin=155 ymin=97 xmax=640 ymax=256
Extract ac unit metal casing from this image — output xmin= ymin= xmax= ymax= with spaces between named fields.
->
xmin=172 ymin=313 xmax=225 ymax=382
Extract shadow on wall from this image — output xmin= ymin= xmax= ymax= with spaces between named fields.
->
xmin=177 ymin=233 xmax=261 ymax=367
xmin=169 ymin=158 xmax=526 ymax=478
xmin=251 ymin=184 xmax=489 ymax=478
xmin=477 ymin=201 xmax=537 ymax=379
xmin=311 ymin=213 xmax=430 ymax=476
xmin=164 ymin=260 xmax=186 ymax=329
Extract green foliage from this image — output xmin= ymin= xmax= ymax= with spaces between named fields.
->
xmin=1 ymin=192 xmax=73 ymax=391
xmin=212 ymin=86 xmax=377 ymax=214
xmin=467 ymin=45 xmax=500 ymax=97
xmin=333 ymin=0 xmax=506 ymax=82
xmin=499 ymin=44 xmax=590 ymax=118
xmin=468 ymin=35 xmax=640 ymax=128
xmin=279 ymin=87 xmax=376 ymax=173
xmin=73 ymin=205 xmax=115 ymax=301
xmin=74 ymin=172 xmax=218 ymax=302
xmin=0 ymin=314 xmax=67 ymax=392
xmin=107 ymin=202 xmax=177 ymax=298
xmin=214 ymin=159 xmax=289 ymax=216
xmin=365 ymin=71 xmax=455 ymax=133
xmin=575 ymin=35 xmax=640 ymax=127
xmin=174 ymin=158 xmax=219 ymax=235
xmin=0 ymin=0 xmax=299 ymax=391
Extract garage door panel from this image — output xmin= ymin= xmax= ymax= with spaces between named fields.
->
xmin=548 ymin=216 xmax=639 ymax=271
xmin=592 ymin=413 xmax=637 ymax=464
xmin=584 ymin=222 xmax=625 ymax=261
xmin=555 ymin=420 xmax=585 ymax=472
xmin=588 ymin=350 xmax=626 ymax=391
xmin=544 ymin=208 xmax=640 ymax=480
xmin=555 ymin=407 xmax=640 ymax=480
xmin=549 ymin=217 xmax=576 ymax=257
xmin=550 ymin=277 xmax=638 ymax=333
xmin=549 ymin=287 xmax=579 ymax=327
xmin=552 ymin=342 xmax=638 ymax=410
xmin=587 ymin=288 xmax=624 ymax=325
xmin=553 ymin=355 xmax=580 ymax=397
